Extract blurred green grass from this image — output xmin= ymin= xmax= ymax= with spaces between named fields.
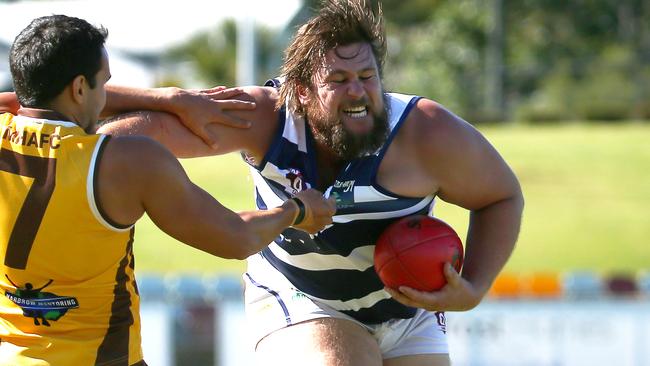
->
xmin=133 ymin=122 xmax=650 ymax=276
xmin=132 ymin=153 xmax=254 ymax=275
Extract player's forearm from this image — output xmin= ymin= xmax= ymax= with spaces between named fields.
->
xmin=98 ymin=111 xmax=217 ymax=158
xmin=102 ymin=85 xmax=177 ymax=118
xmin=461 ymin=192 xmax=524 ymax=297
xmin=236 ymin=200 xmax=299 ymax=256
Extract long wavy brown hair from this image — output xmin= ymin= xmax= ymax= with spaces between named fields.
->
xmin=277 ymin=0 xmax=386 ymax=114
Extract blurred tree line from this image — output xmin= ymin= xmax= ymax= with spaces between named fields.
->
xmin=163 ymin=0 xmax=650 ymax=123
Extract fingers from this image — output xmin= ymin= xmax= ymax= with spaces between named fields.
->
xmin=204 ymin=87 xmax=247 ymax=99
xmin=193 ymin=86 xmax=255 ymax=108
xmin=216 ymin=100 xmax=257 ymax=110
xmin=200 ymin=85 xmax=228 ymax=94
xmin=291 ymin=189 xmax=336 ymax=233
xmin=443 ymin=262 xmax=462 ymax=287
xmin=384 ymin=286 xmax=427 ymax=308
xmin=190 ymin=127 xmax=218 ymax=148
xmin=384 ymin=287 xmax=412 ymax=306
xmin=383 ymin=265 xmax=481 ymax=312
xmin=403 ymin=286 xmax=438 ymax=306
xmin=326 ymin=196 xmax=337 ymax=215
xmin=210 ymin=114 xmax=252 ymax=129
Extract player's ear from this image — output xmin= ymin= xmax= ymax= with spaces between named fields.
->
xmin=297 ymin=85 xmax=311 ymax=106
xmin=70 ymin=75 xmax=86 ymax=105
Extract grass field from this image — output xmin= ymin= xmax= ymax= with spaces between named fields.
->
xmin=133 ymin=122 xmax=650 ymax=277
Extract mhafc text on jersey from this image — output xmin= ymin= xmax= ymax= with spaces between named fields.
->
xmin=1 ymin=124 xmax=62 ymax=149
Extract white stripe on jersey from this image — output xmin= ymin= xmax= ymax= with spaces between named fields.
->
xmin=353 ymin=185 xmax=398 ymax=203
xmin=251 ymin=167 xmax=285 ymax=208
xmin=268 ymin=242 xmax=374 ymax=271
xmin=309 ymin=288 xmax=392 ymax=312
xmin=282 ymin=109 xmax=308 ymax=152
xmin=87 ymin=135 xmax=133 ymax=232
xmin=333 ymin=195 xmax=435 ymax=223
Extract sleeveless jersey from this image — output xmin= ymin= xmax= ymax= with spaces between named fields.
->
xmin=0 ymin=113 xmax=143 ymax=365
xmin=246 ymin=82 xmax=435 ymax=324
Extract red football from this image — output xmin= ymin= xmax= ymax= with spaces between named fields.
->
xmin=374 ymin=215 xmax=464 ymax=291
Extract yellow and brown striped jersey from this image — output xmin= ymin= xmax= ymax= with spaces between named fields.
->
xmin=0 ymin=113 xmax=144 ymax=365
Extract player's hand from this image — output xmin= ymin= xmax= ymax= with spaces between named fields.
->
xmin=384 ymin=263 xmax=483 ymax=312
xmin=288 ymin=189 xmax=337 ymax=234
xmin=169 ymin=86 xmax=256 ymax=147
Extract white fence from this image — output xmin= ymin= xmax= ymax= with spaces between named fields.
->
xmin=138 ymin=275 xmax=650 ymax=366
xmin=447 ymin=300 xmax=650 ymax=366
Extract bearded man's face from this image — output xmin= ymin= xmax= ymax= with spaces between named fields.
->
xmin=302 ymin=42 xmax=389 ymax=160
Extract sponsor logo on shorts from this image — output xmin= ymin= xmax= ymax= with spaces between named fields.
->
xmin=435 ymin=311 xmax=447 ymax=333
xmin=292 ymin=291 xmax=308 ymax=301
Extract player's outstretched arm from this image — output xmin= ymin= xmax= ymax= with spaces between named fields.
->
xmin=98 ymin=86 xmax=280 ymax=161
xmin=239 ymin=189 xmax=337 ymax=236
xmin=387 ymin=99 xmax=524 ymax=312
xmin=102 ymin=85 xmax=255 ymax=145
xmin=97 ymin=136 xmax=335 ymax=259
xmin=98 ymin=111 xmax=218 ymax=158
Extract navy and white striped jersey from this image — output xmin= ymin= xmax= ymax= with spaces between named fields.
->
xmin=247 ymin=83 xmax=436 ymax=324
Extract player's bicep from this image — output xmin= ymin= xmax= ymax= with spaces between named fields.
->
xmin=132 ymin=141 xmax=251 ymax=257
xmin=422 ymin=109 xmax=519 ymax=210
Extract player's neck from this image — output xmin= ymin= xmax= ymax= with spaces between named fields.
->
xmin=18 ymin=107 xmax=75 ymax=124
xmin=314 ymin=142 xmax=346 ymax=189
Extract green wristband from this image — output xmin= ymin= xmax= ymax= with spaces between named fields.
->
xmin=291 ymin=197 xmax=306 ymax=225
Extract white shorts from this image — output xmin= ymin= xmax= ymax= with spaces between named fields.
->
xmin=243 ymin=254 xmax=449 ymax=359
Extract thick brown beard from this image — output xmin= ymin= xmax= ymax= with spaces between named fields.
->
xmin=306 ymin=95 xmax=390 ymax=161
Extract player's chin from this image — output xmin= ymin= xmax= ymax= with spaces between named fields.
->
xmin=342 ymin=117 xmax=374 ymax=135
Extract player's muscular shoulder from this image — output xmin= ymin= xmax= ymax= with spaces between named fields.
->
xmin=390 ymin=99 xmax=454 ymax=164
xmin=401 ymin=98 xmax=482 ymax=165
xmin=408 ymin=99 xmax=462 ymax=145
xmin=383 ymin=99 xmax=474 ymax=195
xmin=377 ymin=99 xmax=446 ymax=196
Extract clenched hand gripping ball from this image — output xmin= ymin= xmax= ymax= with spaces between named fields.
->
xmin=374 ymin=215 xmax=464 ymax=291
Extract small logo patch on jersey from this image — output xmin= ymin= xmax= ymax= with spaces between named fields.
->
xmin=4 ymin=275 xmax=79 ymax=327
xmin=333 ymin=179 xmax=355 ymax=193
xmin=331 ymin=180 xmax=356 ymax=209
xmin=285 ymin=168 xmax=307 ymax=194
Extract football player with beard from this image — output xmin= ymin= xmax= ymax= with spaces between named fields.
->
xmin=26 ymin=1 xmax=523 ymax=365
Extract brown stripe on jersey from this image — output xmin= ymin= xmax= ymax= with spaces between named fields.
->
xmin=130 ymin=361 xmax=147 ymax=366
xmin=95 ymin=228 xmax=137 ymax=365
xmin=129 ymin=244 xmax=139 ymax=296
xmin=0 ymin=148 xmax=56 ymax=269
